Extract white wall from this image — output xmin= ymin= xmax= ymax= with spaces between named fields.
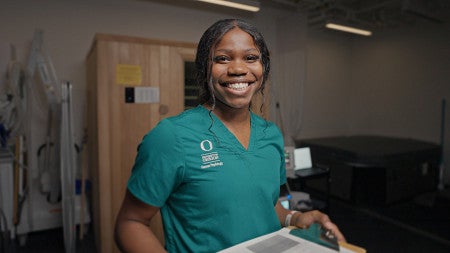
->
xmin=301 ymin=30 xmax=354 ymax=137
xmin=271 ymin=13 xmax=308 ymax=146
xmin=300 ymin=23 xmax=450 ymax=183
xmin=350 ymin=24 xmax=450 ymax=142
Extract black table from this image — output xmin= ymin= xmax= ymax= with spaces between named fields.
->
xmin=295 ymin=135 xmax=441 ymax=205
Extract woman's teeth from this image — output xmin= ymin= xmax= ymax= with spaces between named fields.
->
xmin=227 ymin=83 xmax=249 ymax=91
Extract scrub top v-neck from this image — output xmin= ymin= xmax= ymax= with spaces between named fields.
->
xmin=207 ymin=108 xmax=257 ymax=152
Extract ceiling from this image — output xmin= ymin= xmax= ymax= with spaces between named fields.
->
xmin=267 ymin=0 xmax=450 ymax=32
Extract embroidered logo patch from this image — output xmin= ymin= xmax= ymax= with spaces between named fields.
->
xmin=200 ymin=140 xmax=223 ymax=169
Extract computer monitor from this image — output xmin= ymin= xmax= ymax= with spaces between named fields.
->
xmin=294 ymin=147 xmax=312 ymax=170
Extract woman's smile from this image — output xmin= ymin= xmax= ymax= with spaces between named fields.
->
xmin=225 ymin=82 xmax=249 ymax=91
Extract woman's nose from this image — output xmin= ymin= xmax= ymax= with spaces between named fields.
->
xmin=227 ymin=60 xmax=248 ymax=75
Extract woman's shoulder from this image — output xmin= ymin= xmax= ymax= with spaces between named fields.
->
xmin=148 ymin=106 xmax=209 ymax=135
xmin=251 ymin=112 xmax=278 ymax=129
xmin=139 ymin=106 xmax=208 ymax=152
xmin=165 ymin=105 xmax=209 ymax=126
xmin=251 ymin=112 xmax=283 ymax=140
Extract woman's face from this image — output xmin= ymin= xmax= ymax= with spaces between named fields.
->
xmin=210 ymin=28 xmax=263 ymax=110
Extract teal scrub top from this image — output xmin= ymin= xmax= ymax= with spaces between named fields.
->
xmin=128 ymin=105 xmax=286 ymax=252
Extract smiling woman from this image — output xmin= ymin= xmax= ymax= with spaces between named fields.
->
xmin=114 ymin=19 xmax=345 ymax=253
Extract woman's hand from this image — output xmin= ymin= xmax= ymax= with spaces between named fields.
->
xmin=292 ymin=210 xmax=346 ymax=242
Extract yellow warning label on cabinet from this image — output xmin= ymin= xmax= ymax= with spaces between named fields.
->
xmin=116 ymin=64 xmax=142 ymax=85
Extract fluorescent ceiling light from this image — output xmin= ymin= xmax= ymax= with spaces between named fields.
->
xmin=197 ymin=0 xmax=260 ymax=12
xmin=325 ymin=23 xmax=372 ymax=36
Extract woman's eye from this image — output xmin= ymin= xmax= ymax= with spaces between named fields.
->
xmin=246 ymin=54 xmax=260 ymax=62
xmin=214 ymin=55 xmax=229 ymax=63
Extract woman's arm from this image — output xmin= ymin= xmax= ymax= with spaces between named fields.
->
xmin=274 ymin=201 xmax=346 ymax=242
xmin=114 ymin=190 xmax=166 ymax=253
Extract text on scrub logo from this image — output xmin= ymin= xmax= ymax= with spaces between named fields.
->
xmin=199 ymin=140 xmax=223 ymax=169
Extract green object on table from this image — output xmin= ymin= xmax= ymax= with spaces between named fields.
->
xmin=289 ymin=223 xmax=340 ymax=251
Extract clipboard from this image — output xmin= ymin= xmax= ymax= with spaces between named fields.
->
xmin=219 ymin=226 xmax=366 ymax=253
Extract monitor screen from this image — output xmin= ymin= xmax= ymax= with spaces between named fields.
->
xmin=294 ymin=147 xmax=312 ymax=170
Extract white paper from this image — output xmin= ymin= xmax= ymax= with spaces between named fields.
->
xmin=219 ymin=228 xmax=357 ymax=253
xmin=134 ymin=86 xmax=160 ymax=103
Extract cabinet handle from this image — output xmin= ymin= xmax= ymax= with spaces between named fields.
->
xmin=159 ymin=104 xmax=169 ymax=115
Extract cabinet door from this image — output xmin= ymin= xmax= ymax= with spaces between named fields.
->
xmin=87 ymin=35 xmax=196 ymax=253
xmin=108 ymin=43 xmax=194 ymax=213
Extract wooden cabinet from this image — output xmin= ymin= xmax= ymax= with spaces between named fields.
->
xmin=86 ymin=33 xmax=196 ymax=253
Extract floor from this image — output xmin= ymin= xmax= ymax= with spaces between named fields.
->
xmin=329 ymin=193 xmax=450 ymax=253
xmin=5 ymin=226 xmax=97 ymax=253
xmin=4 ymin=190 xmax=450 ymax=253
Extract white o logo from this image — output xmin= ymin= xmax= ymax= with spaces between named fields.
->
xmin=200 ymin=140 xmax=213 ymax=151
